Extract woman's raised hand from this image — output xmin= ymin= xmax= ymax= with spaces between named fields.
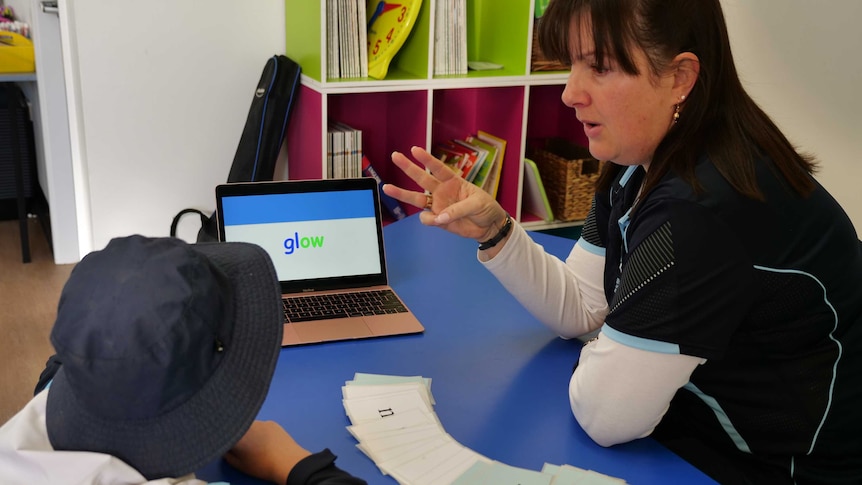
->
xmin=382 ymin=146 xmax=508 ymax=243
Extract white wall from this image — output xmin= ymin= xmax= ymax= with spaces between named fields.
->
xmin=62 ymin=0 xmax=286 ymax=253
xmin=721 ymin=0 xmax=862 ymax=230
xmin=29 ymin=0 xmax=80 ymax=264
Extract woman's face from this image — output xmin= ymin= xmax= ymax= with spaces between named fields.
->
xmin=561 ymin=20 xmax=678 ymax=170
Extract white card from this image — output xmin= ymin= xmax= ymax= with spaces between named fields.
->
xmin=384 ymin=440 xmax=468 ymax=484
xmin=413 ymin=448 xmax=492 ymax=485
xmin=358 ymin=428 xmax=450 ymax=464
xmin=343 ymin=382 xmax=434 ymax=409
xmin=346 ymin=408 xmax=439 ymax=442
xmin=376 ymin=434 xmax=456 ymax=476
xmin=359 ymin=422 xmax=446 ymax=453
xmin=343 ymin=388 xmax=434 ymax=424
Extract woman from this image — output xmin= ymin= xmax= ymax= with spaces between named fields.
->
xmin=382 ymin=0 xmax=862 ymax=483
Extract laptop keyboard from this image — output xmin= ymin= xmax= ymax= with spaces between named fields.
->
xmin=282 ymin=289 xmax=408 ymax=323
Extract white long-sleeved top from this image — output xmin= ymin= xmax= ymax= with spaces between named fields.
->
xmin=0 ymin=391 xmax=209 ymax=485
xmin=480 ymin=223 xmax=704 ymax=446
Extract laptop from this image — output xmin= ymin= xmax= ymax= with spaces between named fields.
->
xmin=215 ymin=177 xmax=425 ymax=346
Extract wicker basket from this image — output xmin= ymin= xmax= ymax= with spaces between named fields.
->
xmin=528 ymin=139 xmax=602 ymax=222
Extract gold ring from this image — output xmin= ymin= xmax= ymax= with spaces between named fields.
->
xmin=424 ymin=194 xmax=433 ymax=210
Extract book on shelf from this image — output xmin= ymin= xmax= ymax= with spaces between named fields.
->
xmin=451 ymin=139 xmax=489 ymax=183
xmin=327 ymin=121 xmax=363 ymax=178
xmin=326 ymin=124 xmax=344 ymax=178
xmin=340 ymin=121 xmax=363 ymax=178
xmin=325 ymin=0 xmax=368 ymax=79
xmin=430 ymin=143 xmax=461 ymax=175
xmin=463 ymin=134 xmax=500 ymax=191
xmin=431 ymin=131 xmax=508 ymax=198
xmin=345 ymin=0 xmax=356 ymax=77
xmin=433 ymin=0 xmax=444 ymax=75
xmin=431 ymin=141 xmax=476 ymax=180
xmin=357 ymin=0 xmax=368 ymax=78
xmin=475 ymin=130 xmax=507 ymax=199
xmin=362 ymin=156 xmax=407 ymax=221
xmin=326 ymin=0 xmax=339 ymax=78
xmin=338 ymin=0 xmax=350 ymax=77
xmin=523 ymin=158 xmax=554 ymax=222
xmin=454 ymin=0 xmax=467 ymax=74
xmin=433 ymin=0 xmax=467 ymax=75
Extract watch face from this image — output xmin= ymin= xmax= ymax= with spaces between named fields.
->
xmin=366 ymin=0 xmax=422 ymax=79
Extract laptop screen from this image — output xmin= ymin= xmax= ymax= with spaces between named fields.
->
xmin=216 ymin=178 xmax=388 ymax=294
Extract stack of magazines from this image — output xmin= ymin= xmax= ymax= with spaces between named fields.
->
xmin=433 ymin=0 xmax=467 ymax=75
xmin=327 ymin=121 xmax=363 ymax=179
xmin=326 ymin=0 xmax=368 ymax=79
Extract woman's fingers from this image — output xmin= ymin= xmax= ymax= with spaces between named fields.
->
xmin=390 ymin=149 xmax=441 ymax=192
xmin=434 ymin=190 xmax=491 ymax=226
xmin=410 ymin=146 xmax=456 ymax=182
xmin=385 ymin=151 xmax=507 ymax=239
xmin=387 ymin=147 xmax=454 ymax=210
xmin=382 ymin=182 xmax=429 ymax=210
xmin=385 ymin=146 xmax=500 ymax=228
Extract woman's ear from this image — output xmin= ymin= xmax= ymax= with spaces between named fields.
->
xmin=672 ymin=52 xmax=700 ymax=100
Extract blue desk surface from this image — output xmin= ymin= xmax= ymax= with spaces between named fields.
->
xmin=198 ymin=214 xmax=715 ymax=484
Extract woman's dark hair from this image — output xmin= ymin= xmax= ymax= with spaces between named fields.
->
xmin=538 ymin=0 xmax=817 ymax=199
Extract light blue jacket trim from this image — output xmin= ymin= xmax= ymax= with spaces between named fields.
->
xmin=683 ymin=382 xmax=752 ymax=453
xmin=619 ymin=165 xmax=639 ymax=187
xmin=608 ymin=165 xmax=640 ymax=207
xmin=614 ymin=166 xmax=639 ymax=254
xmin=576 ymin=238 xmax=606 ymax=256
xmin=600 ymin=324 xmax=681 ymax=354
xmin=754 ymin=265 xmax=842 ymax=455
xmin=618 ymin=209 xmax=632 ymax=255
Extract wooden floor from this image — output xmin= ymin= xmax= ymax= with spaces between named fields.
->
xmin=0 ymin=218 xmax=75 ymax=423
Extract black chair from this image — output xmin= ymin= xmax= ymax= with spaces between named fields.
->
xmin=0 ymin=82 xmax=36 ymax=263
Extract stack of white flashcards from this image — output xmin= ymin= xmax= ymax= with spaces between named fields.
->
xmin=342 ymin=373 xmax=627 ymax=484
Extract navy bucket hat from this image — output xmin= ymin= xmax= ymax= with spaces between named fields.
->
xmin=45 ymin=235 xmax=283 ymax=479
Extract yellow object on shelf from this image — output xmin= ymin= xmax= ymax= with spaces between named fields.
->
xmin=0 ymin=31 xmax=35 ymax=74
xmin=366 ymin=0 xmax=422 ymax=80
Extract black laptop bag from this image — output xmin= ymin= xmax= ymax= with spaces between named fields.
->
xmin=170 ymin=55 xmax=302 ymax=242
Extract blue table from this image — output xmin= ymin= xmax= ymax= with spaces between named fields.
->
xmin=198 ymin=214 xmax=716 ymax=484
